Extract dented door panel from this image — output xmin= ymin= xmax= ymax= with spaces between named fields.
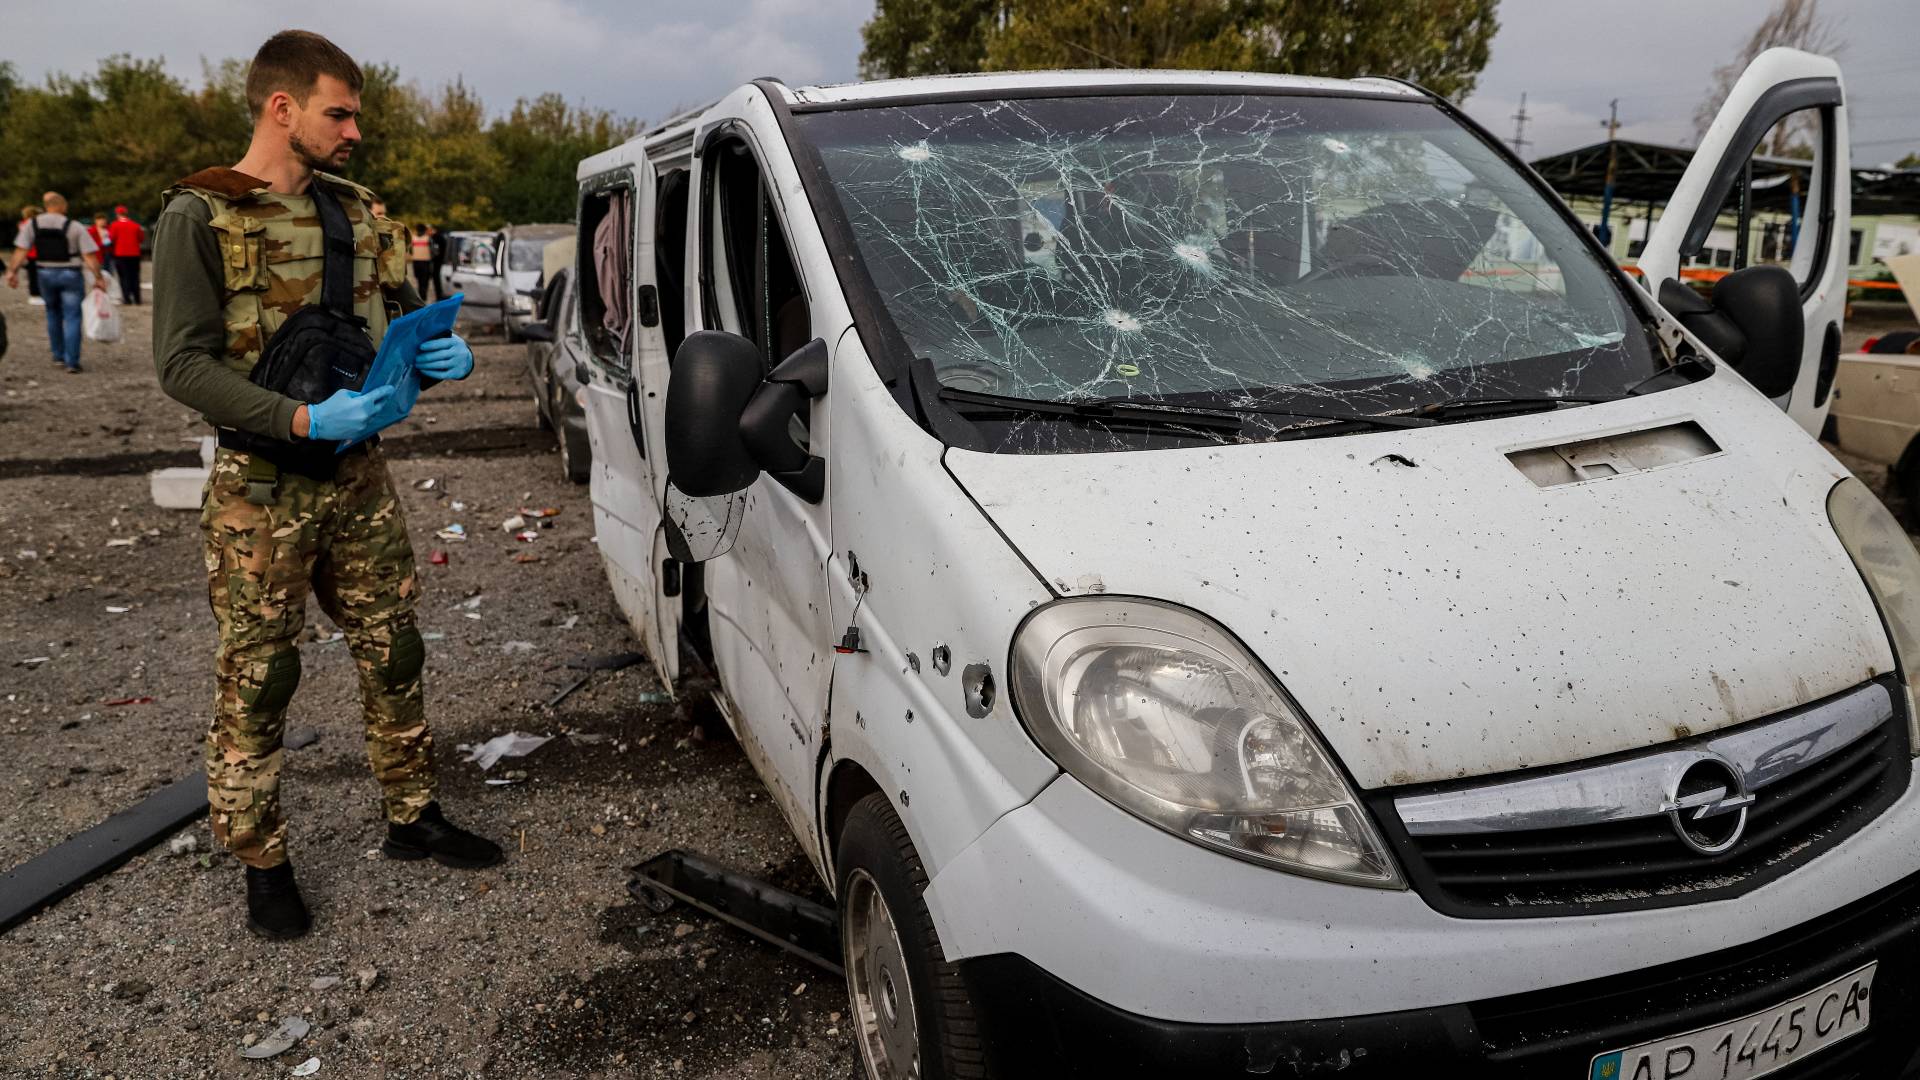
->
xmin=822 ymin=327 xmax=1061 ymax=884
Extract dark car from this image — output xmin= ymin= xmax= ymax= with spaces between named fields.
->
xmin=524 ymin=267 xmax=590 ymax=483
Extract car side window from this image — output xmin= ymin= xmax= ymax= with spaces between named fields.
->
xmin=539 ymin=269 xmax=570 ymax=333
xmin=577 ymin=184 xmax=636 ymax=371
xmin=700 ymin=137 xmax=811 ymax=369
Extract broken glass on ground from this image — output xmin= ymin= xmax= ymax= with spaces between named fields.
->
xmin=798 ymin=93 xmax=1667 ymax=453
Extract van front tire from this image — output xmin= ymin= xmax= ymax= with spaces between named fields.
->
xmin=837 ymin=792 xmax=990 ymax=1080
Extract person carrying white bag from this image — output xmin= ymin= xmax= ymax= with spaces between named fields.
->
xmin=84 ymin=283 xmax=122 ymax=344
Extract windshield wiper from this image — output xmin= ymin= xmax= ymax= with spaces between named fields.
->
xmin=938 ymin=387 xmax=1245 ymax=433
xmin=1096 ymin=394 xmax=1439 ymax=430
xmin=1413 ymin=394 xmax=1619 ymax=419
xmin=1622 ymin=354 xmax=1716 ymax=396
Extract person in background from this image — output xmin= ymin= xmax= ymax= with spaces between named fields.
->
xmin=408 ymin=222 xmax=434 ymax=299
xmin=18 ymin=207 xmax=42 ymax=305
xmin=370 ymin=199 xmax=387 ymax=218
xmin=90 ymin=212 xmax=114 ymax=262
xmin=4 ymin=191 xmax=109 ymax=372
xmin=427 ymin=222 xmax=447 ymax=300
xmin=108 ymin=205 xmax=146 ymax=304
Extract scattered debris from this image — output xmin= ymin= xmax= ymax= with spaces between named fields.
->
xmin=569 ymin=732 xmax=610 ymax=745
xmin=451 ymin=500 xmax=467 ymax=512
xmin=355 ymin=967 xmax=380 ymax=991
xmin=434 ymin=523 xmax=467 ymax=542
xmin=167 ymin=834 xmax=198 ymax=857
xmin=292 ymin=1057 xmax=321 ymax=1076
xmin=237 ymin=1016 xmax=310 ymax=1060
xmin=104 ymin=538 xmax=136 ymax=548
xmin=309 ymin=976 xmax=341 ymax=991
xmin=513 ymin=553 xmax=541 ymax=563
xmin=501 ymin=514 xmax=527 ymax=532
xmin=514 ymin=530 xmax=540 ymax=543
xmin=17 ymin=657 xmax=50 ymax=666
xmin=520 ymin=506 xmax=560 ymax=519
xmin=544 ymin=671 xmax=593 ymax=709
xmin=636 ymin=690 xmax=672 ymax=705
xmin=559 ymin=614 xmax=579 ymax=630
xmin=414 ymin=478 xmax=438 ymax=491
xmin=105 ymin=606 xmax=131 ymax=614
xmin=429 ymin=550 xmax=449 ymax=566
xmin=421 ymin=631 xmax=447 ymax=642
xmin=458 ymin=732 xmax=553 ymax=771
xmin=501 ymin=641 xmax=535 ymax=655
xmin=103 ymin=696 xmax=153 ymax=707
xmin=458 ymin=595 xmax=485 ymax=610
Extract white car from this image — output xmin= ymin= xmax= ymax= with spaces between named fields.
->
xmin=573 ymin=50 xmax=1920 ymax=1078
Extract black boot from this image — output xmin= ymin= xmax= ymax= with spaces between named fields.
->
xmin=245 ymin=862 xmax=312 ymax=940
xmin=382 ymin=803 xmax=503 ymax=869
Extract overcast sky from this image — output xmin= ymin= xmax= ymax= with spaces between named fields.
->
xmin=9 ymin=0 xmax=1918 ymax=166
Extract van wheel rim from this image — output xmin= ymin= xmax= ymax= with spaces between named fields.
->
xmin=845 ymin=868 xmax=919 ymax=1080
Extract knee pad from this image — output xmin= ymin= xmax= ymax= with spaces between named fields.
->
xmin=248 ymin=647 xmax=302 ymax=714
xmin=381 ymin=623 xmax=425 ymax=689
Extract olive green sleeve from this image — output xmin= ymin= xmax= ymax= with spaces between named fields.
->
xmin=151 ymin=196 xmax=302 ymax=440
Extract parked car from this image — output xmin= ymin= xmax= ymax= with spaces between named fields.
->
xmin=573 ymin=52 xmax=1918 ymax=1078
xmin=500 ymin=223 xmax=575 ymax=341
xmin=441 ymin=229 xmax=503 ymax=327
xmin=1824 ymin=253 xmax=1920 ymax=506
xmin=521 ymin=266 xmax=591 ymax=483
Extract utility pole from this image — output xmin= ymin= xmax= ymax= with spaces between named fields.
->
xmin=1598 ymin=99 xmax=1623 ymax=248
xmin=1509 ymin=93 xmax=1533 ymax=158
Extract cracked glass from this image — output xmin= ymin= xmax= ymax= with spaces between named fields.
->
xmin=798 ymin=94 xmax=1664 ymax=452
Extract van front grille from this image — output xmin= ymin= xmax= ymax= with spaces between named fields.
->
xmin=1370 ymin=681 xmax=1909 ymax=918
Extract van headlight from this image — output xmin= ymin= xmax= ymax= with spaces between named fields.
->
xmin=1828 ymin=477 xmax=1920 ymax=753
xmin=1010 ymin=597 xmax=1401 ymax=887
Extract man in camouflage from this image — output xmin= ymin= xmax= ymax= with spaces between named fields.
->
xmin=152 ymin=29 xmax=500 ymax=940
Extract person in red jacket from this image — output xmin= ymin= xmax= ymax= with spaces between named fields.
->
xmin=107 ymin=205 xmax=145 ymax=304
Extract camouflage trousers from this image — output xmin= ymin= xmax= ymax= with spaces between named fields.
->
xmin=200 ymin=445 xmax=435 ymax=869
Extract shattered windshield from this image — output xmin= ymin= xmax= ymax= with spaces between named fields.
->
xmin=798 ymin=94 xmax=1659 ymax=449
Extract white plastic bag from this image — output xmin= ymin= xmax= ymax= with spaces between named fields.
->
xmin=83 ymin=287 xmax=121 ymax=343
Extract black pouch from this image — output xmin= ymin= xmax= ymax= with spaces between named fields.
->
xmin=218 ymin=179 xmax=374 ymax=482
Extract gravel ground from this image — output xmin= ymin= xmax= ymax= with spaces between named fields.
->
xmin=0 ymin=281 xmax=858 ymax=1079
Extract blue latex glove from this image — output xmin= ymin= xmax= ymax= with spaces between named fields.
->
xmin=416 ymin=334 xmax=474 ymax=381
xmin=306 ymin=386 xmax=396 ymax=443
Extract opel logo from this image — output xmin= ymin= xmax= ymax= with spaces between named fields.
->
xmin=1662 ymin=757 xmax=1757 ymax=855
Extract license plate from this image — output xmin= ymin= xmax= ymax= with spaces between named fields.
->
xmin=1588 ymin=963 xmax=1874 ymax=1080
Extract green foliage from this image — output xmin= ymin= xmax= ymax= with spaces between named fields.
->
xmin=1897 ymin=151 xmax=1920 ymax=171
xmin=860 ymin=0 xmax=1500 ymax=100
xmin=0 ymin=56 xmax=640 ymax=235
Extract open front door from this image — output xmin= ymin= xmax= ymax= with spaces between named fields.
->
xmin=577 ymin=152 xmax=682 ymax=686
xmin=1639 ymin=47 xmax=1848 ymax=437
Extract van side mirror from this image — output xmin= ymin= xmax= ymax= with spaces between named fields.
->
xmin=1658 ymin=265 xmax=1802 ymax=399
xmin=665 ymin=331 xmax=764 ymax=497
xmin=739 ymin=338 xmax=829 ymax=503
xmin=521 ymin=321 xmax=554 ymax=343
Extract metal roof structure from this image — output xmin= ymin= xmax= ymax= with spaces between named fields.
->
xmin=1530 ymin=139 xmax=1920 ymax=216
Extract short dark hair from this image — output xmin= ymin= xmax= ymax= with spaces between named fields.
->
xmin=245 ymin=30 xmax=363 ymax=118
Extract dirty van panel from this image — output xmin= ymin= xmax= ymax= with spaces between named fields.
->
xmin=798 ymin=94 xmax=1662 ymax=453
xmin=1507 ymin=420 xmax=1721 ymax=487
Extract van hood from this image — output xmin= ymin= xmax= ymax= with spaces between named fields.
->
xmin=946 ymin=378 xmax=1895 ymax=789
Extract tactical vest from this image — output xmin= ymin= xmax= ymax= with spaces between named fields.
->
xmin=162 ymin=168 xmax=412 ymax=382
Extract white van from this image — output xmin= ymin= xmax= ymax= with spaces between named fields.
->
xmin=571 ymin=50 xmax=1920 ymax=1078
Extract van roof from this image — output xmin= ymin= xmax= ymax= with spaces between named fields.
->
xmin=781 ymin=69 xmax=1426 ymax=109
xmin=581 ymin=70 xmax=1426 ymax=178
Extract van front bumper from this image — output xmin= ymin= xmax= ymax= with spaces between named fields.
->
xmin=956 ymin=865 xmax=1920 ymax=1077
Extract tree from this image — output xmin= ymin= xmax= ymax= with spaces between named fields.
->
xmin=1895 ymin=151 xmax=1920 ymax=170
xmin=1693 ymin=0 xmax=1843 ymax=155
xmin=859 ymin=0 xmax=1501 ymax=100
xmin=860 ymin=0 xmax=1004 ymax=78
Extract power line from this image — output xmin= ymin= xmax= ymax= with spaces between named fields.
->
xmin=1509 ymin=92 xmax=1533 ymax=156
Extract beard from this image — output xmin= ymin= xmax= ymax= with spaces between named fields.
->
xmin=289 ymin=130 xmax=355 ymax=171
